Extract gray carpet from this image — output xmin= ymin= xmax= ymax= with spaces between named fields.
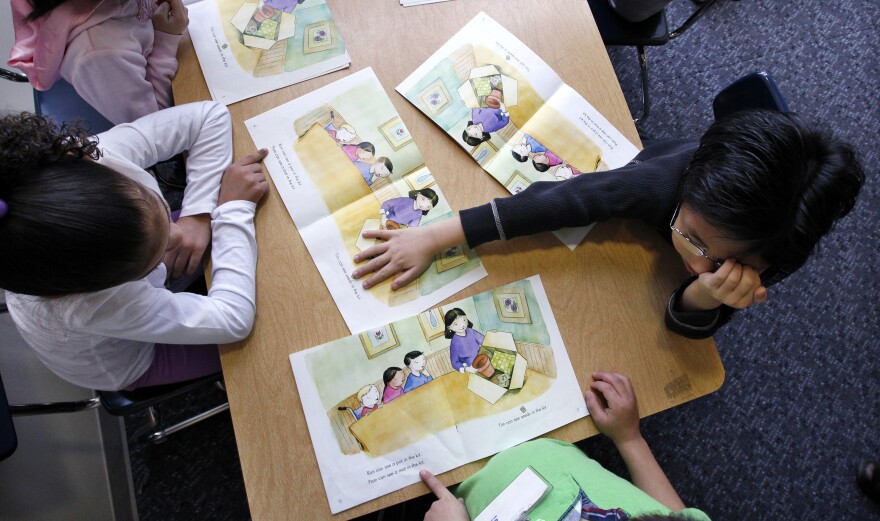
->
xmin=128 ymin=0 xmax=880 ymax=518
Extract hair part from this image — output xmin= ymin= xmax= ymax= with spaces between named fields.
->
xmin=679 ymin=109 xmax=864 ymax=275
xmin=404 ymin=350 xmax=423 ymax=366
xmin=356 ymin=141 xmax=375 ymax=155
xmin=409 ymin=188 xmax=439 ymax=215
xmin=462 ymin=122 xmax=491 ymax=147
xmin=0 ymin=113 xmax=158 ymax=295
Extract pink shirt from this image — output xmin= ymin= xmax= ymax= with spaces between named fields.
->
xmin=9 ymin=0 xmax=180 ymax=124
xmin=382 ymin=385 xmax=404 ymax=403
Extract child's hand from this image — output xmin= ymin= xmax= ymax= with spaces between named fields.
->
xmin=585 ymin=372 xmax=642 ymax=446
xmin=420 ymin=470 xmax=470 ymax=521
xmin=683 ymin=258 xmax=768 ymax=310
xmin=352 ymin=226 xmax=437 ymax=290
xmin=218 ymin=149 xmax=270 ymax=206
xmin=153 ymin=0 xmax=189 ymax=35
xmin=164 ymin=214 xmax=211 ymax=280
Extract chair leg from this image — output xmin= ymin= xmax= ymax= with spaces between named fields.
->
xmin=670 ymin=0 xmax=720 ymax=39
xmin=635 ymin=45 xmax=651 ymax=125
xmin=132 ymin=406 xmax=161 ymax=440
xmin=145 ymin=402 xmax=230 ymax=444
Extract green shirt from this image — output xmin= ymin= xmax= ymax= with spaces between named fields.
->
xmin=455 ymin=438 xmax=711 ymax=521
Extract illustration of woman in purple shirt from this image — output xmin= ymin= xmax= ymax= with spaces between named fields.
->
xmin=380 ymin=189 xmax=438 ymax=229
xmin=445 ymin=308 xmax=484 ymax=373
xmin=462 ymin=103 xmax=510 ymax=146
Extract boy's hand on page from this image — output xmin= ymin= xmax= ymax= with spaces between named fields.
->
xmin=685 ymin=258 xmax=768 ymax=310
xmin=164 ymin=214 xmax=210 ymax=280
xmin=585 ymin=372 xmax=642 ymax=446
xmin=218 ymin=149 xmax=269 ymax=206
xmin=420 ymin=470 xmax=470 ymax=521
xmin=352 ymin=226 xmax=437 ymax=291
xmin=153 ymin=0 xmax=189 ymax=35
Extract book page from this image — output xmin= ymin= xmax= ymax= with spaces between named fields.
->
xmin=246 ymin=68 xmax=487 ymax=333
xmin=187 ymin=0 xmax=350 ymax=105
xmin=397 ymin=12 xmax=639 ymax=249
xmin=290 ymin=276 xmax=587 ymax=513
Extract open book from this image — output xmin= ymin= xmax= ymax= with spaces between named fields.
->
xmin=186 ymin=0 xmax=350 ymax=105
xmin=290 ymin=276 xmax=586 ymax=513
xmin=245 ymin=68 xmax=486 ymax=333
xmin=397 ymin=12 xmax=640 ymax=249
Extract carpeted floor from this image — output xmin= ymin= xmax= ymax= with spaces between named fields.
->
xmin=128 ymin=1 xmax=880 ymax=519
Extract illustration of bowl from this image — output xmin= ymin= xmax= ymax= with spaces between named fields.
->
xmin=472 ymin=354 xmax=495 ymax=378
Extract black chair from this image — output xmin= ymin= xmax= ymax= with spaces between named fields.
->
xmin=587 ymin=0 xmax=722 ymax=124
xmin=712 ymin=71 xmax=789 ymax=119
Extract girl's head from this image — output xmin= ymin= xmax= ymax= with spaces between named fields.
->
xmin=511 ymin=141 xmax=531 ymax=162
xmin=444 ymin=308 xmax=472 ymax=339
xmin=462 ymin=122 xmax=490 ymax=147
xmin=356 ymin=384 xmax=380 ymax=407
xmin=0 ymin=113 xmax=171 ymax=296
xmin=678 ymin=109 xmax=864 ymax=278
xmin=355 ymin=142 xmax=375 ymax=161
xmin=532 ymin=153 xmax=551 ymax=172
xmin=371 ymin=157 xmax=393 ymax=178
xmin=383 ymin=367 xmax=404 ymax=388
xmin=409 ymin=189 xmax=438 ymax=215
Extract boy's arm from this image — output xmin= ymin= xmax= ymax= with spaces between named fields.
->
xmin=585 ymin=372 xmax=686 ymax=512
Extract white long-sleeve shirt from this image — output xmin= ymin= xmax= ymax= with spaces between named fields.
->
xmin=5 ymin=102 xmax=259 ymax=391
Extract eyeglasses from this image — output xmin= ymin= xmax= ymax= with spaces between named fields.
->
xmin=669 ymin=204 xmax=724 ymax=269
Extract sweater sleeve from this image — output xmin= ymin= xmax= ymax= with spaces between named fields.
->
xmin=96 ymin=101 xmax=233 ymax=217
xmin=145 ymin=30 xmax=181 ymax=110
xmin=72 ymin=201 xmax=258 ymax=344
xmin=460 ymin=139 xmax=697 ymax=247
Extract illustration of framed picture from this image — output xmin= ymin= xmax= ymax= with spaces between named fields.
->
xmin=304 ymin=20 xmax=334 ymax=54
xmin=379 ymin=116 xmax=413 ymax=151
xmin=470 ymin=140 xmax=497 ymax=166
xmin=359 ymin=324 xmax=400 ymax=359
xmin=436 ymin=244 xmax=469 ymax=273
xmin=405 ymin=168 xmax=435 ymax=191
xmin=504 ymin=171 xmax=531 ymax=194
xmin=417 ymin=309 xmax=445 ymax=341
xmin=419 ymin=79 xmax=453 ymax=115
xmin=492 ymin=286 xmax=531 ymax=324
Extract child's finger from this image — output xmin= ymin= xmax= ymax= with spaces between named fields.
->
xmin=584 ymin=390 xmax=608 ymax=420
xmin=420 ymin=470 xmax=454 ymax=499
xmin=352 ymin=241 xmax=390 ymax=265
xmin=361 ymin=229 xmax=395 ymax=241
xmin=754 ymin=285 xmax=768 ymax=303
xmin=352 ymin=245 xmax=391 ymax=275
xmin=362 ymin=262 xmax=400 ymax=289
xmin=353 ymin=254 xmax=391 ymax=282
xmin=236 ymin=148 xmax=269 ymax=166
xmin=590 ymin=380 xmax=618 ymax=402
xmin=391 ymin=267 xmax=421 ymax=291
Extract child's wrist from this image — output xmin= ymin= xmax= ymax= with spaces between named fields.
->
xmin=680 ymin=280 xmax=722 ymax=311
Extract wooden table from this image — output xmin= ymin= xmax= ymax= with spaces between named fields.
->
xmin=173 ymin=0 xmax=724 ymax=519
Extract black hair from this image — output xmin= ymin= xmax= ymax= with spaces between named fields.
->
xmin=462 ymin=122 xmax=491 ymax=147
xmin=444 ymin=308 xmax=473 ymax=339
xmin=356 ymin=142 xmax=375 ymax=155
xmin=511 ymin=150 xmax=528 ymax=162
xmin=376 ymin=156 xmax=393 ymax=173
xmin=680 ymin=109 xmax=864 ymax=277
xmin=0 ymin=113 xmax=159 ymax=296
xmin=408 ymin=188 xmax=438 ymax=215
xmin=382 ymin=367 xmax=403 ymax=386
xmin=532 ymin=159 xmax=551 ymax=172
xmin=404 ymin=351 xmax=423 ymax=367
xmin=22 ymin=0 xmax=70 ymax=20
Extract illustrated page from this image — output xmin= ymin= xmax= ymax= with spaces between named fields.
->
xmin=397 ymin=12 xmax=640 ymax=248
xmin=246 ymin=68 xmax=487 ymax=333
xmin=290 ymin=276 xmax=587 ymax=513
xmin=187 ymin=0 xmax=350 ymax=105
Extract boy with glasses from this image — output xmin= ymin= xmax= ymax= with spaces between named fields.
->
xmin=351 ymin=110 xmax=864 ymax=338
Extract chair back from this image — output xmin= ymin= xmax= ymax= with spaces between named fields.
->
xmin=34 ymin=79 xmax=113 ymax=134
xmin=587 ymin=0 xmax=670 ymax=46
xmin=97 ymin=372 xmax=224 ymax=416
xmin=713 ymin=71 xmax=790 ymax=120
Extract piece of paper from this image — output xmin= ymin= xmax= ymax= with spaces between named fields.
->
xmin=290 ymin=276 xmax=587 ymax=513
xmin=187 ymin=0 xmax=350 ymax=105
xmin=246 ymin=67 xmax=487 ymax=333
xmin=397 ymin=12 xmax=640 ymax=249
xmin=472 ymin=466 xmax=551 ymax=521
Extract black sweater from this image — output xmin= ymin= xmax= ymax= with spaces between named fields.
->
xmin=459 ymin=138 xmax=778 ymax=339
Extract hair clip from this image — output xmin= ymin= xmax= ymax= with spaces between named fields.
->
xmin=0 ymin=199 xmax=7 ymax=219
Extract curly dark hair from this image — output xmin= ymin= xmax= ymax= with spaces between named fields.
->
xmin=0 ymin=112 xmax=101 ymax=166
xmin=0 ymin=112 xmax=159 ymax=296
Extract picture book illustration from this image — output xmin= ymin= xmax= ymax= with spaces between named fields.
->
xmin=290 ymin=276 xmax=586 ymax=513
xmin=245 ymin=67 xmax=487 ymax=333
xmin=187 ymin=0 xmax=350 ymax=105
xmin=397 ymin=12 xmax=641 ymax=249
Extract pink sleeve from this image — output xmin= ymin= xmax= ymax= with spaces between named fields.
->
xmin=146 ymin=30 xmax=182 ymax=110
xmin=62 ymin=46 xmax=162 ymax=125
